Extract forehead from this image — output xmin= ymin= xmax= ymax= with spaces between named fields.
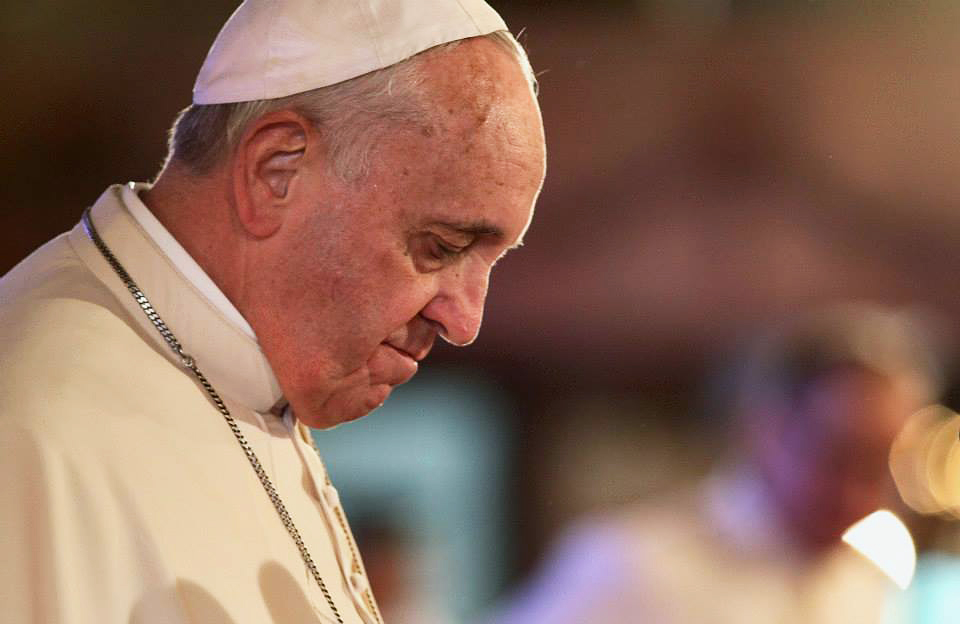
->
xmin=373 ymin=39 xmax=545 ymax=244
xmin=416 ymin=38 xmax=543 ymax=157
xmin=395 ymin=142 xmax=539 ymax=254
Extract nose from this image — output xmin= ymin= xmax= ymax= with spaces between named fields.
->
xmin=420 ymin=264 xmax=490 ymax=347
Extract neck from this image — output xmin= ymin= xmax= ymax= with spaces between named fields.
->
xmin=141 ymin=165 xmax=246 ymax=317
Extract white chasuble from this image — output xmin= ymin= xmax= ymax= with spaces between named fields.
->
xmin=0 ymin=184 xmax=380 ymax=624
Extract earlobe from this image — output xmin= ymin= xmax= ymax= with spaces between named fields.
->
xmin=232 ymin=111 xmax=312 ymax=238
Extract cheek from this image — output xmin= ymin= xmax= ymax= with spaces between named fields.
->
xmin=325 ymin=256 xmax=434 ymax=350
xmin=366 ymin=248 xmax=436 ymax=312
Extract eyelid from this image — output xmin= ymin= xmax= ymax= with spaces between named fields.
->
xmin=411 ymin=230 xmax=482 ymax=272
xmin=426 ymin=234 xmax=467 ymax=262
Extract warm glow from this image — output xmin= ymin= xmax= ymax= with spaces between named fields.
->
xmin=889 ymin=405 xmax=960 ymax=517
xmin=842 ymin=509 xmax=916 ymax=589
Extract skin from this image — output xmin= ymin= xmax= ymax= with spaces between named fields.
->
xmin=143 ymin=38 xmax=546 ymax=428
xmin=751 ymin=367 xmax=926 ymax=555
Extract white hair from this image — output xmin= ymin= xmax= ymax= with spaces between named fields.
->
xmin=166 ymin=30 xmax=535 ymax=181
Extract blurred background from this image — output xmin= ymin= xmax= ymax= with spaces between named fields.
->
xmin=6 ymin=0 xmax=960 ymax=622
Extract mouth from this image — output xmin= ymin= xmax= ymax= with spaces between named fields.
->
xmin=384 ymin=342 xmax=431 ymax=363
xmin=380 ymin=342 xmax=421 ymax=386
xmin=385 ymin=344 xmax=418 ymax=364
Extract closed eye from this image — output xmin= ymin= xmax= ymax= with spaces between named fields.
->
xmin=411 ymin=233 xmax=472 ymax=272
xmin=429 ymin=237 xmax=465 ymax=260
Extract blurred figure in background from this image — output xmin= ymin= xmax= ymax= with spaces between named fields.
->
xmin=490 ymin=303 xmax=943 ymax=624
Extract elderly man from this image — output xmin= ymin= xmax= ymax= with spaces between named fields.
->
xmin=0 ymin=1 xmax=545 ymax=622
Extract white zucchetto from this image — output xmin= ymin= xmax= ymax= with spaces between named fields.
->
xmin=193 ymin=0 xmax=508 ymax=105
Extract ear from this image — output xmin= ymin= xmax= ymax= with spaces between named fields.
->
xmin=231 ymin=110 xmax=313 ymax=238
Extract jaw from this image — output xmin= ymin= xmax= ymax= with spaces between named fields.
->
xmin=288 ymin=377 xmax=393 ymax=429
xmin=291 ymin=346 xmax=427 ymax=429
xmin=283 ymin=352 xmax=410 ymax=429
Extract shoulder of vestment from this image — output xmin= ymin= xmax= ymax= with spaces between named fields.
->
xmin=0 ymin=233 xmax=211 ymax=446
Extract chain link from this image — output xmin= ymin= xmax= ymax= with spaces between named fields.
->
xmin=81 ymin=208 xmax=346 ymax=624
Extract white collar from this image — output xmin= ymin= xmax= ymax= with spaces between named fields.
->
xmin=69 ymin=184 xmax=284 ymax=413
xmin=122 ymin=181 xmax=256 ymax=341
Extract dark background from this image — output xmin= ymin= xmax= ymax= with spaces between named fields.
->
xmin=6 ymin=0 xmax=960 ymax=617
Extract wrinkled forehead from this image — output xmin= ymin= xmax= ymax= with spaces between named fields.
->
xmin=364 ymin=39 xmax=544 ymax=245
xmin=418 ymin=38 xmax=542 ymax=139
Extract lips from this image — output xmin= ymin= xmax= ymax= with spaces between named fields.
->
xmin=384 ymin=337 xmax=434 ymax=364
xmin=382 ymin=343 xmax=420 ymax=385
xmin=377 ymin=328 xmax=435 ymax=387
xmin=386 ymin=343 xmax=421 ymax=362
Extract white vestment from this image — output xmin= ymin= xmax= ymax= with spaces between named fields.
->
xmin=491 ymin=472 xmax=902 ymax=624
xmin=0 ymin=184 xmax=381 ymax=624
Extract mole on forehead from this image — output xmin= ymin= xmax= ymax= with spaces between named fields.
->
xmin=429 ymin=59 xmax=506 ymax=120
xmin=416 ymin=100 xmax=497 ymax=145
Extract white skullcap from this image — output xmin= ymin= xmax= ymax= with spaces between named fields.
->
xmin=193 ymin=0 xmax=508 ymax=105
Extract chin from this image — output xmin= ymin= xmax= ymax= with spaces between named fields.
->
xmin=292 ymin=384 xmax=393 ymax=430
